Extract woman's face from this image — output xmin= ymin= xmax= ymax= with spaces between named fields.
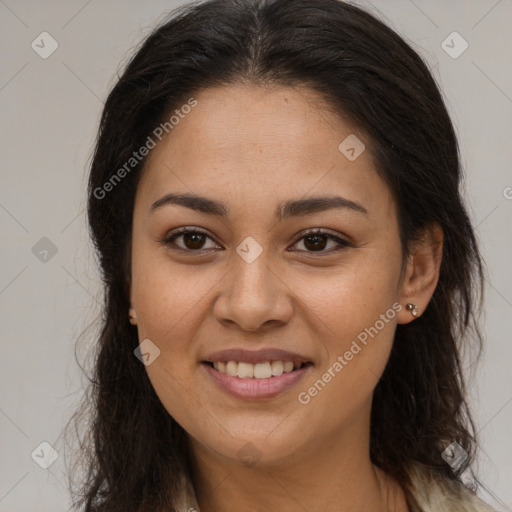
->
xmin=130 ymin=84 xmax=415 ymax=467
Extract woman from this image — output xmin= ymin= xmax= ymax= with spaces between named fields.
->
xmin=69 ymin=0 xmax=497 ymax=510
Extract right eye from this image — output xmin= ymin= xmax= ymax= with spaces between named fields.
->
xmin=160 ymin=227 xmax=222 ymax=253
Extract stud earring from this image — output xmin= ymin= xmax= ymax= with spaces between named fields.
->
xmin=129 ymin=307 xmax=137 ymax=325
xmin=406 ymin=303 xmax=419 ymax=317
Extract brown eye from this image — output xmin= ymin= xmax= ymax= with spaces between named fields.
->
xmin=161 ymin=227 xmax=350 ymax=255
xmin=180 ymin=231 xmax=207 ymax=250
xmin=303 ymin=233 xmax=328 ymax=251
xmin=291 ymin=229 xmax=350 ymax=254
xmin=161 ymin=228 xmax=220 ymax=252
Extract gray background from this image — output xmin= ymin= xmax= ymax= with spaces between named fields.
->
xmin=1 ymin=1 xmax=511 ymax=510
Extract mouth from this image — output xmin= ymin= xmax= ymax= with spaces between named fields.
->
xmin=201 ymin=357 xmax=313 ymax=400
xmin=202 ymin=360 xmax=311 ymax=378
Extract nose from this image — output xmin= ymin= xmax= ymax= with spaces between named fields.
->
xmin=213 ymin=250 xmax=294 ymax=333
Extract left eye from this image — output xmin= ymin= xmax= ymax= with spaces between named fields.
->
xmin=291 ymin=230 xmax=350 ymax=253
xmin=161 ymin=228 xmax=350 ymax=254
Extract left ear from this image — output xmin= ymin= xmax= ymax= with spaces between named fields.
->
xmin=397 ymin=222 xmax=443 ymax=325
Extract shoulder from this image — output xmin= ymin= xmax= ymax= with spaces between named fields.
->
xmin=407 ymin=463 xmax=497 ymax=512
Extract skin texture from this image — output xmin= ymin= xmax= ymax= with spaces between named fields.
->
xmin=129 ymin=84 xmax=443 ymax=511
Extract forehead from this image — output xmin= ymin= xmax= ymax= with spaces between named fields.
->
xmin=136 ymin=84 xmax=394 ymax=220
xmin=147 ymin=84 xmax=360 ymax=165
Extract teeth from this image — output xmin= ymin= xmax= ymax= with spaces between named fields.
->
xmin=211 ymin=360 xmax=305 ymax=379
xmin=254 ymin=363 xmax=272 ymax=379
xmin=226 ymin=361 xmax=238 ymax=377
xmin=271 ymin=360 xmax=284 ymax=376
xmin=237 ymin=362 xmax=254 ymax=378
xmin=283 ymin=361 xmax=294 ymax=373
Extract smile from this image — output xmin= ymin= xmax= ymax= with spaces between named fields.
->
xmin=202 ymin=360 xmax=313 ymax=400
xmin=206 ymin=360 xmax=306 ymax=378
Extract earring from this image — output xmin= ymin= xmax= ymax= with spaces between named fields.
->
xmin=406 ymin=303 xmax=419 ymax=317
xmin=129 ymin=307 xmax=137 ymax=325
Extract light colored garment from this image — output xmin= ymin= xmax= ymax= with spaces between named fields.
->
xmin=174 ymin=463 xmax=497 ymax=512
xmin=407 ymin=464 xmax=497 ymax=512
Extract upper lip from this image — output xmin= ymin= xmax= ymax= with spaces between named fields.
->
xmin=203 ymin=348 xmax=312 ymax=365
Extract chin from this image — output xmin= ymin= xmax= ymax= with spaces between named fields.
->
xmin=193 ymin=426 xmax=307 ymax=469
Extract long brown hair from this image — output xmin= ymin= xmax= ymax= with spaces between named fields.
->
xmin=67 ymin=0 xmax=486 ymax=510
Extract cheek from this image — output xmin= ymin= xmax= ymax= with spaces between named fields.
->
xmin=131 ymin=245 xmax=214 ymax=342
xmin=130 ymin=252 xmax=210 ymax=433
xmin=298 ymin=291 xmax=398 ymax=423
xmin=295 ymin=253 xmax=401 ymax=405
xmin=293 ymin=248 xmax=401 ymax=339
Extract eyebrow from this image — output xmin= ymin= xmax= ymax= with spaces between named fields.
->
xmin=149 ymin=192 xmax=368 ymax=219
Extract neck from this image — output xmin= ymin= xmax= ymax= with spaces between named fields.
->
xmin=187 ymin=402 xmax=409 ymax=512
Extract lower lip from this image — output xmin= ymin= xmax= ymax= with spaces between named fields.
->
xmin=202 ymin=362 xmax=312 ymax=400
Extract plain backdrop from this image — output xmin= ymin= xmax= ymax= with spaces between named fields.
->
xmin=1 ymin=1 xmax=511 ymax=511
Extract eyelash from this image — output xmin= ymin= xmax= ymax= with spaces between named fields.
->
xmin=160 ymin=227 xmax=351 ymax=255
